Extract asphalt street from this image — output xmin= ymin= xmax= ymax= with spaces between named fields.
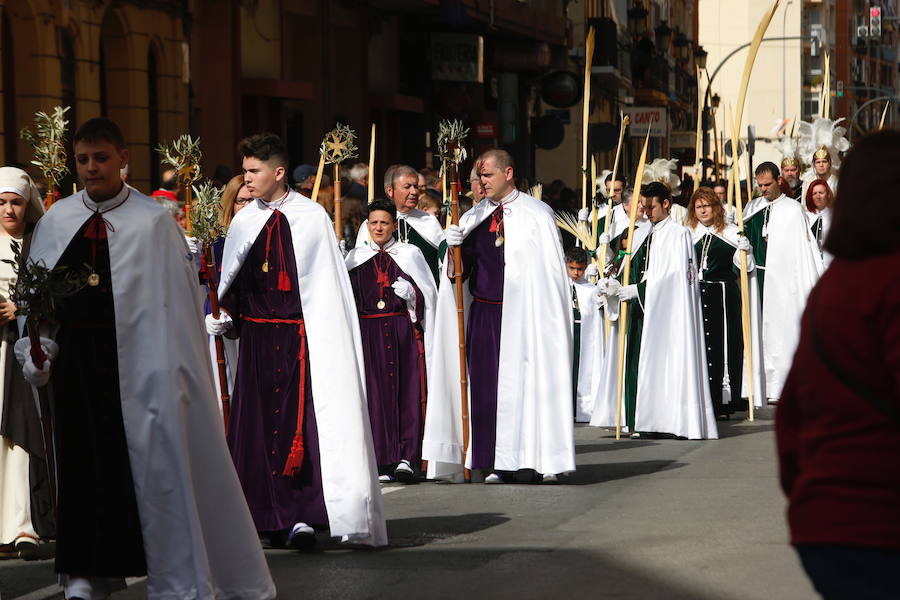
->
xmin=1 ymin=409 xmax=818 ymax=600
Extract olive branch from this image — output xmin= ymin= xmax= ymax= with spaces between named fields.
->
xmin=437 ymin=119 xmax=469 ymax=165
xmin=1 ymin=241 xmax=90 ymax=321
xmin=157 ymin=134 xmax=202 ymax=185
xmin=189 ymin=181 xmax=227 ymax=245
xmin=20 ymin=106 xmax=70 ymax=191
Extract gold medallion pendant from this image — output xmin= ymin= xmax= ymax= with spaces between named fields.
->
xmin=376 ymin=299 xmax=386 ymax=310
xmin=262 ymin=260 xmax=269 ymax=273
xmin=88 ymin=272 xmax=100 ymax=287
xmin=495 ymin=236 xmax=505 ymax=247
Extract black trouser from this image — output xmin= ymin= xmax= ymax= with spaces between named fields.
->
xmin=797 ymin=545 xmax=900 ymax=600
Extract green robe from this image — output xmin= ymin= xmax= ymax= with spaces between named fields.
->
xmin=620 ymin=233 xmax=651 ymax=432
xmin=694 ymin=232 xmax=744 ymax=416
xmin=399 ymin=221 xmax=446 ymax=283
xmin=742 ymin=207 xmax=769 ymax=294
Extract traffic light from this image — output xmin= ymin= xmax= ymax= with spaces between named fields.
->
xmin=870 ymin=6 xmax=882 ymax=38
xmin=837 ymin=80 xmax=844 ymax=98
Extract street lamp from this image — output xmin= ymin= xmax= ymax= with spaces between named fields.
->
xmin=695 ymin=45 xmax=708 ymax=70
xmin=711 ymin=93 xmax=721 ymax=109
xmin=655 ymin=20 xmax=673 ymax=53
xmin=627 ymin=1 xmax=648 ymax=37
xmin=674 ymin=31 xmax=690 ymax=63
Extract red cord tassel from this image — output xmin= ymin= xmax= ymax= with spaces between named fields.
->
xmin=278 ymin=270 xmax=291 ymax=291
xmin=282 ymin=434 xmax=305 ymax=476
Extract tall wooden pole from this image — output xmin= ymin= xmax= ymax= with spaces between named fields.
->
xmin=448 ymin=159 xmax=470 ymax=482
xmin=204 ymin=245 xmax=231 ymax=428
xmin=368 ymin=124 xmax=376 ymax=203
xmin=695 ymin=65 xmax=705 ymax=180
xmin=599 ymin=113 xmax=629 ymax=341
xmin=580 ymin=27 xmax=596 ymax=213
xmin=333 ymin=163 xmax=343 ymax=240
xmin=614 ymin=127 xmax=651 ymax=440
xmin=181 ymin=166 xmax=193 ymax=234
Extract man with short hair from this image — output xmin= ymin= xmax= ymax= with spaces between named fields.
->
xmin=354 ymin=165 xmax=446 ymax=281
xmin=604 ymin=172 xmax=626 ymax=203
xmin=208 ymin=133 xmax=386 ymax=549
xmin=713 ymin=181 xmax=728 ymax=205
xmin=424 ymin=149 xmax=575 ymax=484
xmin=345 ymin=199 xmax=437 ymax=483
xmin=19 ymin=117 xmax=274 ymax=600
xmin=743 ymin=162 xmax=822 ymax=402
xmin=292 ymin=164 xmax=317 ymax=197
xmin=596 ymin=181 xmax=717 ymax=439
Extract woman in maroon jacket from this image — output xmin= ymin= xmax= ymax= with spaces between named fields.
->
xmin=777 ymin=129 xmax=900 ymax=599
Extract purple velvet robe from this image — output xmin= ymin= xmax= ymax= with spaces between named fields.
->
xmin=348 ymin=252 xmax=426 ymax=469
xmin=459 ymin=207 xmax=505 ymax=470
xmin=220 ymin=210 xmax=328 ymax=531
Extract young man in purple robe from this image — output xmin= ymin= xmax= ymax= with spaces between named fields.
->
xmin=208 ymin=133 xmax=386 ymax=551
xmin=423 ymin=149 xmax=575 ymax=484
xmin=345 ymin=199 xmax=437 ymax=483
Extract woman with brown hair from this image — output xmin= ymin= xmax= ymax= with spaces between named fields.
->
xmin=687 ymin=187 xmax=756 ymax=418
xmin=803 ymin=178 xmax=834 ymax=268
xmin=777 ymin=129 xmax=900 ymax=599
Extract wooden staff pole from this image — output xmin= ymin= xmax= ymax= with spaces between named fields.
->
xmin=204 ymin=245 xmax=231 ymax=428
xmin=728 ymin=108 xmax=755 ymax=422
xmin=448 ymin=158 xmax=470 ymax=482
xmin=44 ymin=184 xmax=55 ymax=211
xmin=695 ymin=65 xmax=705 ymax=179
xmin=614 ymin=127 xmax=651 ymax=440
xmin=310 ymin=154 xmax=326 ymax=205
xmin=334 ymin=164 xmax=343 ymax=240
xmin=368 ymin=124 xmax=376 ymax=203
xmin=599 ymin=113 xmax=629 ymax=341
xmin=27 ymin=319 xmax=56 ymax=511
xmin=181 ymin=166 xmax=193 ymax=234
xmin=580 ymin=27 xmax=596 ymax=213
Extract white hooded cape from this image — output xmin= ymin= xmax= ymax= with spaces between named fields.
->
xmin=573 ymin=278 xmax=603 ymax=422
xmin=344 ymin=239 xmax=438 ymax=367
xmin=218 ymin=189 xmax=387 ymax=546
xmin=27 ymin=188 xmax=275 ymax=599
xmin=633 ymin=218 xmax=718 ymax=439
xmin=743 ymin=195 xmax=823 ymax=400
xmin=423 ymin=191 xmax=575 ymax=478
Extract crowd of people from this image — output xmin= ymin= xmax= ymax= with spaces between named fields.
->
xmin=0 ymin=110 xmax=894 ymax=600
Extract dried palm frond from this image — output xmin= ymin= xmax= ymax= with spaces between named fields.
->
xmin=320 ymin=123 xmax=358 ymax=164
xmin=157 ymin=135 xmax=203 ymax=185
xmin=20 ymin=106 xmax=70 ymax=189
xmin=189 ymin=181 xmax=226 ymax=245
xmin=530 ymin=183 xmax=543 ymax=201
xmin=555 ymin=210 xmax=597 ymax=252
xmin=437 ymin=120 xmax=469 ymax=165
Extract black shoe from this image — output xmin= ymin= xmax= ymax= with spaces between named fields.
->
xmin=287 ymin=523 xmax=316 ymax=552
xmin=394 ymin=460 xmax=415 ymax=484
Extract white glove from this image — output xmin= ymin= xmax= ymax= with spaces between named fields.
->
xmin=737 ymin=236 xmax=752 ymax=253
xmin=205 ymin=312 xmax=233 ymax=336
xmin=597 ymin=232 xmax=611 ymax=247
xmin=339 ymin=239 xmax=348 ymax=258
xmin=604 ymin=279 xmax=622 ymax=297
xmin=595 ymin=278 xmax=610 ymax=297
xmin=185 ymin=235 xmax=201 ymax=257
xmin=585 ymin=263 xmax=599 ymax=280
xmin=733 ymin=237 xmax=756 ymax=272
xmin=391 ymin=277 xmax=416 ymax=303
xmin=616 ymin=284 xmax=638 ymax=302
xmin=446 ymin=225 xmax=464 ymax=247
xmin=14 ymin=337 xmax=58 ymax=365
xmin=23 ymin=356 xmax=51 ymax=387
xmin=577 ymin=207 xmax=591 ymax=222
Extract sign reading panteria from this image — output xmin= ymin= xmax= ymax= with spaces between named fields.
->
xmin=622 ymin=107 xmax=668 ymax=138
xmin=432 ymin=34 xmax=484 ymax=83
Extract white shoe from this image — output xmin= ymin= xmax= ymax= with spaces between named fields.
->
xmin=378 ymin=474 xmax=394 ymax=483
xmin=287 ymin=522 xmax=316 ymax=550
xmin=484 ymin=473 xmax=505 ymax=484
xmin=394 ymin=460 xmax=414 ymax=484
xmin=542 ymin=473 xmax=559 ymax=484
xmin=630 ymin=432 xmax=641 ymax=439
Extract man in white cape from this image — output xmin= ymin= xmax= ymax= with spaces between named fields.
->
xmin=355 ymin=164 xmax=446 ymax=281
xmin=596 ymin=182 xmax=718 ymax=439
xmin=17 ymin=118 xmax=274 ymax=600
xmin=423 ymin=149 xmax=575 ymax=484
xmin=208 ymin=133 xmax=386 ymax=550
xmin=743 ymin=162 xmax=823 ymax=402
xmin=345 ymin=199 xmax=437 ymax=483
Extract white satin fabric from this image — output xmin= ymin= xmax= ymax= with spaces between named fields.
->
xmin=28 ymin=187 xmax=275 ymax=599
xmin=218 ymin=189 xmax=387 ymax=547
xmin=572 ymin=278 xmax=604 ymax=422
xmin=743 ymin=195 xmax=823 ymax=400
xmin=633 ymin=218 xmax=717 ymax=439
xmin=423 ymin=191 xmax=575 ymax=478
